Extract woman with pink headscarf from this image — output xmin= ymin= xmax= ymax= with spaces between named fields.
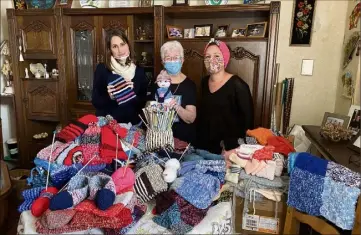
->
xmin=196 ymin=39 xmax=254 ymax=154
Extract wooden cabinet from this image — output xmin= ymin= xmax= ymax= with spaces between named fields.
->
xmin=7 ymin=4 xmax=280 ymax=167
xmin=16 ymin=15 xmax=56 ymax=59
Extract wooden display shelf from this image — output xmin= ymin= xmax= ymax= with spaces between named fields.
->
xmin=134 ymin=40 xmax=154 ymax=43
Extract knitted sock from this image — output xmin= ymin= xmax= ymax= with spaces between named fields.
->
xmin=31 ymin=187 xmax=59 ymax=217
xmin=49 ymin=174 xmax=90 ymax=210
xmin=89 ymin=174 xmax=116 ymax=210
xmin=108 ymin=76 xmax=136 ymax=105
xmin=229 ymin=153 xmax=248 ymax=167
xmin=50 ymin=165 xmax=78 ymax=189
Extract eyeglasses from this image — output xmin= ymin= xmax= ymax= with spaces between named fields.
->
xmin=163 ymin=56 xmax=182 ymax=62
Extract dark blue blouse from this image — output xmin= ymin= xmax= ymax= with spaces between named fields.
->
xmin=91 ymin=63 xmax=148 ymax=124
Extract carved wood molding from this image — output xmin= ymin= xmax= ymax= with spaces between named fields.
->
xmin=154 ymin=5 xmax=163 ymax=17
xmin=73 ymin=21 xmax=94 ymax=31
xmin=103 ymin=20 xmax=127 ymax=31
xmin=23 ymin=20 xmax=50 ymax=33
xmin=184 ymin=48 xmax=203 ymax=59
xmin=270 ymin=1 xmax=280 ymax=14
xmin=231 ymin=47 xmax=259 ymax=61
xmin=28 ymin=85 xmax=56 ymax=97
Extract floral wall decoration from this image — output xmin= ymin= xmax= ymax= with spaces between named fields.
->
xmin=290 ymin=0 xmax=316 ymax=46
xmin=349 ymin=2 xmax=361 ymax=30
xmin=343 ymin=32 xmax=360 ymax=69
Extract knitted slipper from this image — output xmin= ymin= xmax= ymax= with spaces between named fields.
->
xmin=49 ymin=174 xmax=90 ymax=211
xmin=89 ymin=173 xmax=116 ymax=210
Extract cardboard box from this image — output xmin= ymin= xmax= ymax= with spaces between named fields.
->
xmin=234 ymin=195 xmax=287 ymax=234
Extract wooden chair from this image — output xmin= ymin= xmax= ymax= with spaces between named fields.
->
xmin=284 ymin=197 xmax=361 ymax=234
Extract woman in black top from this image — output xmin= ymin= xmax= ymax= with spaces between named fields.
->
xmin=150 ymin=41 xmax=197 ymax=143
xmin=92 ymin=29 xmax=148 ymax=124
xmin=196 ymin=39 xmax=254 ymax=154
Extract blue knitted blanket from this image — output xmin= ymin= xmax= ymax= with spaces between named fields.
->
xmin=288 ymin=152 xmax=361 ymax=230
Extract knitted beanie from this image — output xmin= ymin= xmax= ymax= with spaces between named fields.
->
xmin=100 ymin=125 xmax=127 ymax=160
xmin=89 ymin=174 xmax=116 ymax=210
xmin=106 ymin=115 xmax=128 ymax=138
xmin=37 ymin=141 xmax=70 ymax=162
xmin=111 ymin=167 xmax=135 ymax=194
xmin=134 ymin=164 xmax=168 ymax=203
xmin=55 ymin=143 xmax=79 ymax=165
xmin=108 ymin=76 xmax=136 ymax=105
xmin=49 ymin=174 xmax=90 ymax=211
xmin=173 ymin=171 xmax=220 ymax=209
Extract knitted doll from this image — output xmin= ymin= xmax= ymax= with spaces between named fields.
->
xmin=155 ymin=70 xmax=172 ymax=104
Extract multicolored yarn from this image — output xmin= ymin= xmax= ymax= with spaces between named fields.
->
xmin=55 ymin=142 xmax=79 ymax=165
xmin=37 ymin=141 xmax=71 ymax=162
xmin=125 ymin=126 xmax=146 ymax=152
xmin=50 ymin=165 xmax=79 ymax=189
xmin=27 ymin=167 xmax=53 ymax=188
xmin=34 ymin=158 xmax=59 ymax=172
xmin=89 ymin=173 xmax=116 ymax=200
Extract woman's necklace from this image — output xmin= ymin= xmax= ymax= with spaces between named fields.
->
xmin=173 ymin=83 xmax=181 ymax=95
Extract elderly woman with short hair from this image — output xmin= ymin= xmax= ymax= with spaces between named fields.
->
xmin=150 ymin=41 xmax=197 ymax=144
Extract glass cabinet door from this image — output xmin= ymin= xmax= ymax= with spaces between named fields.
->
xmin=74 ymin=30 xmax=94 ymax=101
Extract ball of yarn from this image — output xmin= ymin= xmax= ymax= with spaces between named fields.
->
xmin=163 ymin=159 xmax=180 ymax=183
xmin=31 ymin=187 xmax=58 ymax=217
xmin=96 ymin=188 xmax=115 ymax=210
xmin=163 ymin=168 xmax=177 ymax=183
xmin=165 ymin=159 xmax=180 ymax=170
xmin=111 ymin=167 xmax=135 ymax=194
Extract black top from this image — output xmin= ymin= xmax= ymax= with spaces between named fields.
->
xmin=150 ymin=77 xmax=197 ymax=144
xmin=91 ymin=63 xmax=148 ymax=124
xmin=196 ymin=75 xmax=254 ymax=154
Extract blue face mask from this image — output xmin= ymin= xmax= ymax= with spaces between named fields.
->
xmin=164 ymin=61 xmax=182 ymax=75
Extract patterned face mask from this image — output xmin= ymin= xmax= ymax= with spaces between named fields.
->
xmin=204 ymin=57 xmax=224 ymax=74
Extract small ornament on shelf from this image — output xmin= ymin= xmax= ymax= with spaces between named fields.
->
xmin=25 ymin=68 xmax=29 ymax=78
xmin=35 ymin=70 xmax=41 ymax=79
xmin=140 ymin=52 xmax=148 ymax=65
xmin=19 ymin=45 xmax=24 ymax=62
xmin=51 ymin=68 xmax=59 ymax=78
xmin=44 ymin=64 xmax=50 ymax=79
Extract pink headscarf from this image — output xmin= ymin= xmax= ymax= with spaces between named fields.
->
xmin=204 ymin=38 xmax=231 ymax=68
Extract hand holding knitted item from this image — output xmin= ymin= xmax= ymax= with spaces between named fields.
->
xmin=108 ymin=75 xmax=136 ymax=105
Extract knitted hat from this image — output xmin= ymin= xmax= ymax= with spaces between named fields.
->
xmin=134 ymin=164 xmax=168 ymax=203
xmin=49 ymin=174 xmax=90 ymax=211
xmin=173 ymin=171 xmax=220 ymax=209
xmin=229 ymin=153 xmax=248 ymax=167
xmin=111 ymin=167 xmax=136 ymax=194
xmin=63 ymin=146 xmax=83 ymax=166
xmin=204 ymin=38 xmax=230 ymax=68
xmin=55 ymin=115 xmax=97 ymax=143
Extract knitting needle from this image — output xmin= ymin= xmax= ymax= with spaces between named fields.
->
xmin=162 ymin=146 xmax=171 ymax=160
xmin=122 ymin=139 xmax=135 ymax=178
xmin=58 ymin=154 xmax=97 ymax=192
xmin=178 ymin=143 xmax=191 ymax=162
xmin=45 ymin=131 xmax=56 ymax=190
xmin=115 ymin=133 xmax=119 ymax=170
xmin=138 ymin=114 xmax=150 ymax=130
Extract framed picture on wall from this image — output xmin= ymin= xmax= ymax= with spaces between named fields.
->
xmin=290 ymin=0 xmax=316 ymax=46
xmin=166 ymin=25 xmax=183 ymax=39
xmin=231 ymin=28 xmax=246 ymax=38
xmin=194 ymin=24 xmax=213 ymax=38
xmin=246 ymin=22 xmax=267 ymax=38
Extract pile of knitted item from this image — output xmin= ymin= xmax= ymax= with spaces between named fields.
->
xmin=288 ymin=152 xmax=361 ymax=230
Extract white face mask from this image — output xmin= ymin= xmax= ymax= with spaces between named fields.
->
xmin=115 ymin=54 xmax=129 ymax=64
